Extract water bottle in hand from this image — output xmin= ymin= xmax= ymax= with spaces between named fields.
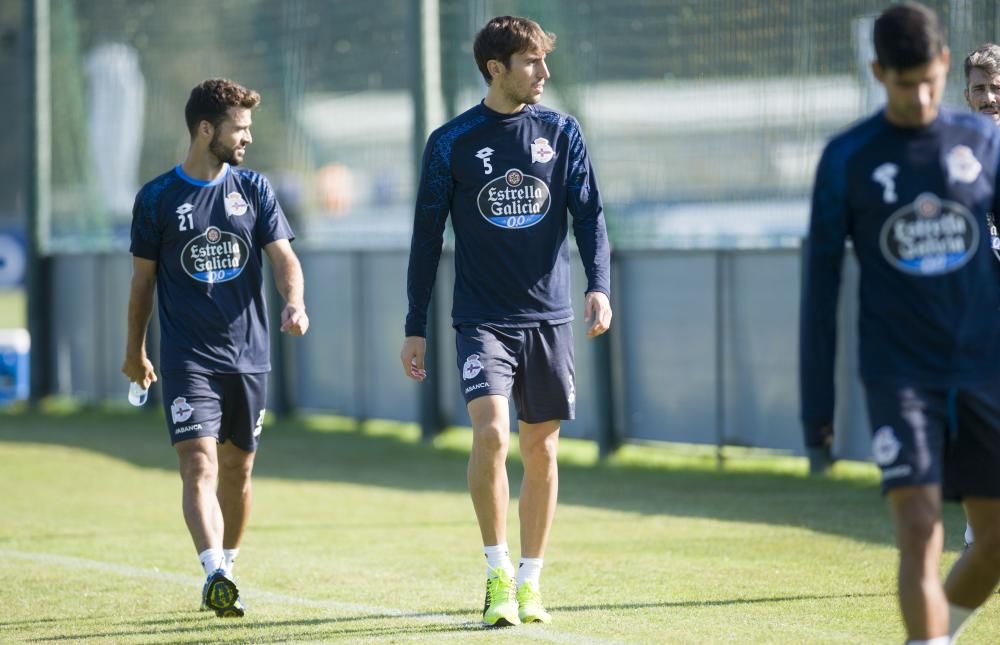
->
xmin=128 ymin=381 xmax=148 ymax=406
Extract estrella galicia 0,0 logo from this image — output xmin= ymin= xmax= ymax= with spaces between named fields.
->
xmin=181 ymin=226 xmax=249 ymax=283
xmin=476 ymin=169 xmax=551 ymax=229
xmin=879 ymin=192 xmax=979 ymax=276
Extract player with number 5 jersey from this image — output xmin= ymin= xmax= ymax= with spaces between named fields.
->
xmin=401 ymin=16 xmax=611 ymax=628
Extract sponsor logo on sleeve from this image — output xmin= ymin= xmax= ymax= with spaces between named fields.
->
xmin=180 ymin=226 xmax=249 ymax=284
xmin=879 ymin=192 xmax=978 ymax=276
xmin=476 ymin=169 xmax=551 ymax=229
xmin=462 ymin=354 xmax=484 ymax=380
xmin=224 ymin=191 xmax=249 ymax=216
xmin=171 ymin=397 xmax=194 ymax=424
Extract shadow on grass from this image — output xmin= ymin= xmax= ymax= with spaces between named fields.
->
xmin=13 ymin=591 xmax=896 ymax=643
xmin=24 ymin=618 xmax=486 ymax=643
xmin=0 ymin=409 xmax=938 ymax=548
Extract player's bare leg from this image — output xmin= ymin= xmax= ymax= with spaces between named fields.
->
xmin=943 ymin=498 xmax=1000 ymax=636
xmin=467 ymin=395 xmax=519 ymax=626
xmin=176 ymin=437 xmax=224 ymax=552
xmin=514 ymin=419 xmax=559 ymax=624
xmin=217 ymin=441 xmax=256 ymax=551
xmin=467 ymin=395 xmax=512 ymax=547
xmin=176 ymin=436 xmax=241 ymax=616
xmin=888 ymin=485 xmax=948 ymax=640
xmin=518 ymin=420 xmax=560 ymax=559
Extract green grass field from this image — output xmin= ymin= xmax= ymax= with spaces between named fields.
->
xmin=0 ymin=408 xmax=994 ymax=643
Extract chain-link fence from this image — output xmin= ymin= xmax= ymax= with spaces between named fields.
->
xmin=5 ymin=0 xmax=1000 ymax=249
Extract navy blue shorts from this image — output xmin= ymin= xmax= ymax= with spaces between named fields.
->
xmin=455 ymin=323 xmax=575 ymax=423
xmin=864 ymin=379 xmax=1000 ymax=500
xmin=160 ymin=371 xmax=267 ymax=452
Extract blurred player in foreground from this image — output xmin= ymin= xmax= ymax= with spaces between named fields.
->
xmin=801 ymin=4 xmax=1000 ymax=642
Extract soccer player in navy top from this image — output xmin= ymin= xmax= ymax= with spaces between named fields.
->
xmin=959 ymin=42 xmax=1000 ymax=554
xmin=800 ymin=4 xmax=1000 ymax=641
xmin=400 ymin=16 xmax=611 ymax=627
xmin=122 ymin=79 xmax=309 ymax=617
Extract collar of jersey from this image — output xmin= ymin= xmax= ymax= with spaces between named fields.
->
xmin=174 ymin=163 xmax=231 ymax=187
xmin=879 ymin=108 xmax=945 ymax=134
xmin=478 ymin=101 xmax=535 ymax=120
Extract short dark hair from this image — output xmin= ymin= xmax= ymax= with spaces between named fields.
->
xmin=873 ymin=2 xmax=945 ymax=71
xmin=184 ymin=78 xmax=261 ymax=136
xmin=473 ymin=16 xmax=556 ymax=85
xmin=964 ymin=43 xmax=1000 ymax=85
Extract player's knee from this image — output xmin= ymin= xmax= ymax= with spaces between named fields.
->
xmin=219 ymin=455 xmax=254 ymax=484
xmin=970 ymin=523 xmax=1000 ymax=562
xmin=472 ymin=423 xmax=509 ymax=454
xmin=522 ymin=434 xmax=558 ymax=464
xmin=894 ymin=510 xmax=938 ymax=556
xmin=179 ymin=452 xmax=216 ymax=486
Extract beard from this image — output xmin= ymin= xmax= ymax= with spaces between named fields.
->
xmin=209 ymin=132 xmax=243 ymax=166
xmin=499 ymin=77 xmax=541 ymax=107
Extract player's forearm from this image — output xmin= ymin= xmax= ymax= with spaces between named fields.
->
xmin=578 ymin=228 xmax=611 ymax=297
xmin=404 ymin=248 xmax=441 ymax=337
xmin=271 ymin=252 xmax=305 ymax=309
xmin=798 ymin=240 xmax=843 ymax=435
xmin=125 ymin=279 xmax=156 ymax=358
xmin=572 ymin=204 xmax=611 ymax=296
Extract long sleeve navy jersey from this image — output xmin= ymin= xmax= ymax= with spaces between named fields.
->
xmin=130 ymin=163 xmax=294 ymax=373
xmin=800 ymin=108 xmax=1000 ymax=439
xmin=405 ymin=102 xmax=611 ymax=337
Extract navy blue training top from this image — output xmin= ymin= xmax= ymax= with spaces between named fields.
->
xmin=405 ymin=102 xmax=611 ymax=337
xmin=800 ymin=108 xmax=1000 ymax=438
xmin=130 ymin=163 xmax=294 ymax=374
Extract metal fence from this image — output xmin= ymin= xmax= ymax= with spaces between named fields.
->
xmin=10 ymin=0 xmax=999 ymax=461
xmin=44 ymin=245 xmax=873 ymax=461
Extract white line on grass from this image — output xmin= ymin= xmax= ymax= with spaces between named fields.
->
xmin=0 ymin=548 xmax=627 ymax=645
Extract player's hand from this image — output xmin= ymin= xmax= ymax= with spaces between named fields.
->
xmin=584 ymin=291 xmax=612 ymax=338
xmin=280 ymin=304 xmax=309 ymax=336
xmin=400 ymin=336 xmax=427 ymax=381
xmin=121 ymin=354 xmax=157 ymax=390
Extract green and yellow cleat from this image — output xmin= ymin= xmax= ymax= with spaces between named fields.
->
xmin=201 ymin=569 xmax=244 ymax=618
xmin=482 ymin=567 xmax=520 ymax=627
xmin=516 ymin=580 xmax=552 ymax=624
xmin=215 ymin=597 xmax=246 ymax=618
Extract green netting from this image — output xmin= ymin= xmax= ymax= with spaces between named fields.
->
xmin=20 ymin=0 xmax=1000 ymax=249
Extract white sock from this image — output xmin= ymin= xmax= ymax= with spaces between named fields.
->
xmin=223 ymin=548 xmax=240 ymax=576
xmin=198 ymin=548 xmax=225 ymax=576
xmin=964 ymin=522 xmax=975 ymax=546
xmin=483 ymin=543 xmax=514 ymax=577
xmin=949 ymin=603 xmax=976 ymax=638
xmin=905 ymin=638 xmax=950 ymax=645
xmin=516 ymin=557 xmax=543 ymax=588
